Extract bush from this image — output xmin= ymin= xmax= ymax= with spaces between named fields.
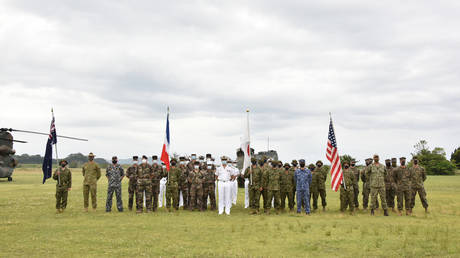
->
xmin=412 ymin=140 xmax=456 ymax=175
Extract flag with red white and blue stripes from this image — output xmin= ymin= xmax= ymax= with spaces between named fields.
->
xmin=160 ymin=108 xmax=171 ymax=171
xmin=326 ymin=117 xmax=343 ymax=192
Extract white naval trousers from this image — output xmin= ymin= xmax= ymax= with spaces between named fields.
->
xmin=158 ymin=178 xmax=167 ymax=207
xmin=218 ymin=181 xmax=232 ymax=215
xmin=244 ymin=178 xmax=249 ymax=208
xmin=232 ymin=180 xmax=238 ymax=205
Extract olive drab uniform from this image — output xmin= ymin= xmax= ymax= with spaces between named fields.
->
xmin=385 ymin=164 xmax=397 ymax=210
xmin=136 ymin=163 xmax=153 ymax=212
xmin=264 ymin=166 xmax=282 ymax=214
xmin=53 ymin=167 xmax=72 ymax=210
xmin=166 ymin=166 xmax=182 ymax=210
xmin=280 ymin=168 xmax=295 ymax=211
xmin=261 ymin=165 xmax=270 ymax=212
xmin=105 ymin=164 xmax=124 ymax=212
xmin=365 ymin=163 xmax=388 ymax=210
xmin=340 ymin=168 xmax=354 ymax=212
xmin=410 ymin=165 xmax=428 ymax=209
xmin=314 ymin=166 xmax=328 ymax=210
xmin=244 ymin=166 xmax=263 ymax=213
xmin=82 ymin=161 xmax=101 ymax=209
xmin=178 ymin=164 xmax=189 ymax=209
xmin=188 ymin=169 xmax=205 ymax=211
xmin=351 ymin=166 xmax=360 ymax=208
xmin=361 ymin=164 xmax=379 ymax=209
xmin=203 ymin=167 xmax=217 ymax=210
xmin=126 ymin=164 xmax=138 ymax=211
xmin=394 ymin=165 xmax=413 ymax=212
xmin=151 ymin=163 xmax=163 ymax=211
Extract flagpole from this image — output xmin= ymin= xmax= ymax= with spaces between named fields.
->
xmin=52 ymin=108 xmax=60 ymax=186
xmin=329 ymin=112 xmax=345 ymax=189
xmin=247 ymin=109 xmax=252 ymax=186
xmin=167 ymin=107 xmax=170 ymax=183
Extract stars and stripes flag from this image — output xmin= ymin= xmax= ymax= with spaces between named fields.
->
xmin=326 ymin=116 xmax=343 ymax=192
xmin=241 ymin=110 xmax=251 ymax=174
xmin=42 ymin=114 xmax=57 ymax=183
xmin=160 ymin=107 xmax=171 ymax=171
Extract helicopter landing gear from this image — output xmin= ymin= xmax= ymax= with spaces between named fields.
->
xmin=7 ymin=176 xmax=12 ymax=181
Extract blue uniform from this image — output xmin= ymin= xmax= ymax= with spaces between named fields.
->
xmin=295 ymin=168 xmax=312 ymax=213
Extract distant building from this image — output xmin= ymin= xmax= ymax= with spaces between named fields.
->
xmin=236 ymin=148 xmax=278 ymax=170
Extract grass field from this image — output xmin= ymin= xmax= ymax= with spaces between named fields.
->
xmin=1 ymin=168 xmax=459 ymax=257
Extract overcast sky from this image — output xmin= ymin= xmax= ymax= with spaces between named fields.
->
xmin=1 ymin=0 xmax=459 ymax=164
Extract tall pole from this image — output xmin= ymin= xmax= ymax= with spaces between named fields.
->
xmin=247 ymin=109 xmax=252 ymax=186
xmin=52 ymin=109 xmax=60 ymax=186
xmin=267 ymin=136 xmax=269 ymax=152
xmin=167 ymin=106 xmax=170 ymax=183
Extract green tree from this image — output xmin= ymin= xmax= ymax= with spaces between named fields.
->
xmin=340 ymin=154 xmax=356 ymax=166
xmin=412 ymin=140 xmax=455 ymax=175
xmin=451 ymin=147 xmax=460 ymax=169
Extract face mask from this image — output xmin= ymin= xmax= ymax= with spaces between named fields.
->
xmin=180 ymin=161 xmax=185 ymax=165
xmin=222 ymin=161 xmax=227 ymax=165
xmin=344 ymin=165 xmax=349 ymax=169
xmin=171 ymin=162 xmax=176 ymax=166
xmin=207 ymin=165 xmax=212 ymax=169
xmin=89 ymin=157 xmax=94 ymax=161
xmin=414 ymin=160 xmax=418 ymax=165
xmin=61 ymin=163 xmax=66 ymax=168
xmin=112 ymin=160 xmax=117 ymax=164
xmin=401 ymin=161 xmax=406 ymax=166
xmin=285 ymin=167 xmax=289 ymax=170
xmin=194 ymin=165 xmax=199 ymax=169
xmin=351 ymin=164 xmax=355 ymax=167
xmin=317 ymin=164 xmax=322 ymax=168
xmin=207 ymin=158 xmax=211 ymax=162
xmin=300 ymin=164 xmax=305 ymax=168
xmin=191 ymin=156 xmax=196 ymax=160
xmin=142 ymin=159 xmax=147 ymax=164
xmin=133 ymin=160 xmax=138 ymax=165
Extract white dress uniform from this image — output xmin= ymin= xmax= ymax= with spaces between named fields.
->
xmin=158 ymin=177 xmax=167 ymax=207
xmin=244 ymin=177 xmax=249 ymax=208
xmin=230 ymin=165 xmax=239 ymax=205
xmin=215 ymin=164 xmax=238 ymax=215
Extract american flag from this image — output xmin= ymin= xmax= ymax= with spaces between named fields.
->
xmin=326 ymin=117 xmax=343 ymax=192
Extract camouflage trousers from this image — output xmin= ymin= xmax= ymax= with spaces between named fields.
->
xmin=353 ymin=184 xmax=359 ymax=208
xmin=397 ymin=189 xmax=412 ymax=211
xmin=151 ymin=182 xmax=160 ymax=211
xmin=128 ymin=182 xmax=138 ymax=211
xmin=362 ymin=186 xmax=379 ymax=209
xmin=411 ymin=187 xmax=428 ymax=209
xmin=83 ymin=183 xmax=97 ymax=209
xmin=203 ymin=183 xmax=216 ymax=210
xmin=370 ymin=187 xmax=387 ymax=210
xmin=136 ymin=180 xmax=152 ymax=212
xmin=179 ymin=185 xmax=189 ymax=209
xmin=106 ymin=185 xmax=123 ymax=212
xmin=56 ymin=187 xmax=69 ymax=210
xmin=189 ymin=184 xmax=203 ymax=211
xmin=385 ymin=186 xmax=396 ymax=209
xmin=267 ymin=190 xmax=280 ymax=212
xmin=297 ymin=190 xmax=310 ymax=213
xmin=248 ymin=187 xmax=261 ymax=211
xmin=166 ymin=186 xmax=179 ymax=210
xmin=340 ymin=186 xmax=354 ymax=212
xmin=311 ymin=188 xmax=327 ymax=210
xmin=280 ymin=190 xmax=294 ymax=210
xmin=262 ymin=189 xmax=270 ymax=211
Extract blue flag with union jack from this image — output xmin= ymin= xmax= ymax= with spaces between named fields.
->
xmin=42 ymin=115 xmax=57 ymax=183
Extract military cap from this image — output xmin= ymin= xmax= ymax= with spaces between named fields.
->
xmin=194 ymin=161 xmax=200 ymax=165
xmin=60 ymin=159 xmax=68 ymax=165
xmin=284 ymin=163 xmax=290 ymax=167
xmin=112 ymin=156 xmax=117 ymax=160
xmin=385 ymin=159 xmax=391 ymax=162
xmin=211 ymin=158 xmax=215 ymax=161
xmin=373 ymin=154 xmax=379 ymax=158
xmin=391 ymin=158 xmax=397 ymax=162
xmin=342 ymin=160 xmax=350 ymax=165
xmin=179 ymin=156 xmax=185 ymax=161
xmin=399 ymin=157 xmax=406 ymax=160
xmin=152 ymin=155 xmax=158 ymax=160
xmin=206 ymin=153 xmax=212 ymax=159
xmin=191 ymin=154 xmax=197 ymax=159
xmin=316 ymin=160 xmax=323 ymax=165
xmin=220 ymin=156 xmax=227 ymax=161
xmin=365 ymin=158 xmax=372 ymax=161
xmin=170 ymin=158 xmax=178 ymax=163
xmin=308 ymin=164 xmax=315 ymax=170
xmin=199 ymin=155 xmax=205 ymax=160
xmin=291 ymin=159 xmax=298 ymax=164
xmin=251 ymin=157 xmax=257 ymax=163
xmin=412 ymin=156 xmax=418 ymax=160
xmin=351 ymin=159 xmax=356 ymax=164
xmin=133 ymin=156 xmax=138 ymax=160
xmin=298 ymin=159 xmax=305 ymax=163
xmin=88 ymin=152 xmax=95 ymax=157
xmin=142 ymin=155 xmax=148 ymax=160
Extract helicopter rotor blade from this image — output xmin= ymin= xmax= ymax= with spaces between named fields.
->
xmin=0 ymin=137 xmax=27 ymax=143
xmin=2 ymin=128 xmax=88 ymax=142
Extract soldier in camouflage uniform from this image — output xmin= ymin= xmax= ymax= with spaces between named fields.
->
xmin=308 ymin=164 xmax=318 ymax=211
xmin=350 ymin=160 xmax=360 ymax=209
xmin=261 ymin=159 xmax=270 ymax=213
xmin=361 ymin=158 xmax=379 ymax=210
xmin=178 ymin=156 xmax=189 ymax=210
xmin=126 ymin=156 xmax=139 ymax=211
xmin=264 ymin=161 xmax=282 ymax=214
xmin=136 ymin=155 xmax=153 ymax=213
xmin=385 ymin=158 xmax=397 ymax=212
xmin=53 ymin=160 xmax=72 ymax=213
xmin=280 ymin=163 xmax=295 ymax=212
xmin=365 ymin=154 xmax=388 ymax=216
xmin=106 ymin=156 xmax=124 ymax=212
xmin=340 ymin=161 xmax=355 ymax=214
xmin=315 ymin=161 xmax=328 ymax=211
xmin=203 ymin=160 xmax=217 ymax=210
xmin=151 ymin=155 xmax=163 ymax=212
xmin=410 ymin=157 xmax=429 ymax=213
xmin=188 ymin=161 xmax=205 ymax=211
xmin=244 ymin=158 xmax=263 ymax=214
xmin=82 ymin=152 xmax=101 ymax=212
xmin=166 ymin=158 xmax=182 ymax=212
xmin=290 ymin=160 xmax=298 ymax=207
xmin=394 ymin=157 xmax=413 ymax=215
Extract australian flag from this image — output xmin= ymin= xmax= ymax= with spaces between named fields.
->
xmin=42 ymin=115 xmax=57 ymax=183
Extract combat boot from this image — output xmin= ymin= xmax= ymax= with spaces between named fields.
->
xmin=289 ymin=208 xmax=294 ymax=212
xmin=56 ymin=209 xmax=60 ymax=214
xmin=425 ymin=207 xmax=429 ymax=213
xmin=322 ymin=207 xmax=326 ymax=212
xmin=370 ymin=209 xmax=374 ymax=216
xmin=392 ymin=208 xmax=396 ymax=213
xmin=84 ymin=208 xmax=88 ymax=212
xmin=405 ymin=210 xmax=409 ymax=216
xmin=398 ymin=210 xmax=402 ymax=216
xmin=384 ymin=209 xmax=389 ymax=216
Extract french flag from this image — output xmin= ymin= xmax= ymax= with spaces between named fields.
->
xmin=160 ymin=107 xmax=171 ymax=171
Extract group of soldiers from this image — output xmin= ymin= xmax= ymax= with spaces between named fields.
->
xmin=340 ymin=154 xmax=429 ymax=216
xmin=51 ymin=152 xmax=428 ymax=217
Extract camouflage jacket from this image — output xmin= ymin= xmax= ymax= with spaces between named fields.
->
xmin=316 ymin=166 xmax=328 ymax=190
xmin=244 ymin=166 xmax=263 ymax=189
xmin=167 ymin=167 xmax=182 ymax=188
xmin=263 ymin=167 xmax=282 ymax=191
xmin=310 ymin=169 xmax=319 ymax=191
xmin=82 ymin=161 xmax=101 ymax=185
xmin=203 ymin=169 xmax=216 ymax=185
xmin=106 ymin=164 xmax=124 ymax=187
xmin=365 ymin=163 xmax=387 ymax=188
xmin=188 ymin=169 xmax=205 ymax=188
xmin=53 ymin=167 xmax=72 ymax=189
xmin=410 ymin=165 xmax=426 ymax=189
xmin=151 ymin=164 xmax=163 ymax=185
xmin=341 ymin=168 xmax=354 ymax=191
xmin=261 ymin=166 xmax=270 ymax=188
xmin=126 ymin=165 xmax=138 ymax=184
xmin=384 ymin=166 xmax=396 ymax=189
xmin=351 ymin=167 xmax=360 ymax=186
xmin=136 ymin=164 xmax=152 ymax=181
xmin=280 ymin=169 xmax=295 ymax=192
xmin=394 ymin=166 xmax=413 ymax=191
xmin=361 ymin=165 xmax=371 ymax=188
xmin=179 ymin=165 xmax=189 ymax=187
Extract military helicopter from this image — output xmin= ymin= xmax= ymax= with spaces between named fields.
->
xmin=0 ymin=128 xmax=87 ymax=182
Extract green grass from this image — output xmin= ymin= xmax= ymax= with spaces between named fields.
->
xmin=1 ymin=169 xmax=459 ymax=257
